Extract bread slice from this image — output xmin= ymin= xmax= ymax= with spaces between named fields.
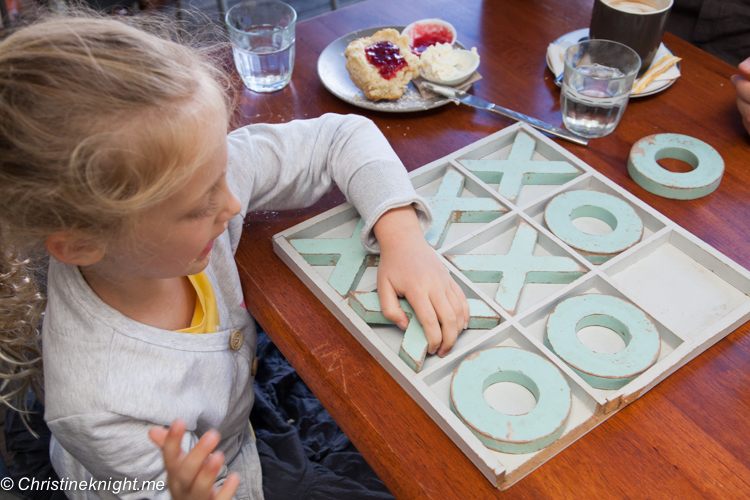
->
xmin=344 ymin=28 xmax=421 ymax=100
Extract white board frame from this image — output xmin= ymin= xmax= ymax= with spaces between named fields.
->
xmin=273 ymin=123 xmax=750 ymax=490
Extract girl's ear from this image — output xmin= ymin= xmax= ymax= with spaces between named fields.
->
xmin=44 ymin=232 xmax=106 ymax=266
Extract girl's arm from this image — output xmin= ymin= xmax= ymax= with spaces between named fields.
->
xmin=226 ymin=113 xmax=432 ymax=251
xmin=149 ymin=420 xmax=240 ymax=500
xmin=227 ymin=114 xmax=469 ymax=355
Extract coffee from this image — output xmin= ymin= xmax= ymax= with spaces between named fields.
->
xmin=605 ymin=0 xmax=659 ymax=13
xmin=590 ymin=0 xmax=672 ymax=71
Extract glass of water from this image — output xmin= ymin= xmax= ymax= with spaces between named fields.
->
xmin=560 ymin=40 xmax=641 ymax=138
xmin=226 ymin=0 xmax=296 ymax=93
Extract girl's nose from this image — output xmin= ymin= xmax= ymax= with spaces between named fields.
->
xmin=219 ymin=186 xmax=242 ymax=222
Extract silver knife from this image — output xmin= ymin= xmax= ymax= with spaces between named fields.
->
xmin=422 ymin=82 xmax=589 ymax=146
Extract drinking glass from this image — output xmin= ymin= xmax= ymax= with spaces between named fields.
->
xmin=560 ymin=40 xmax=641 ymax=139
xmin=226 ymin=0 xmax=296 ymax=93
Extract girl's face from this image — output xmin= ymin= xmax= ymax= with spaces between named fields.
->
xmin=98 ymin=93 xmax=242 ymax=280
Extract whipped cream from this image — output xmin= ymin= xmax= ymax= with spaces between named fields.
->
xmin=421 ymin=43 xmax=479 ymax=82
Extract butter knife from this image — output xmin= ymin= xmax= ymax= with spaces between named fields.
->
xmin=422 ymin=82 xmax=588 ymax=146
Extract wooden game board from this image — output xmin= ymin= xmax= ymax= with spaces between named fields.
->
xmin=273 ymin=123 xmax=750 ymax=490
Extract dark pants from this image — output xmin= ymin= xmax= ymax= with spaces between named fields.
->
xmin=3 ymin=394 xmax=66 ymax=500
xmin=251 ymin=329 xmax=394 ymax=500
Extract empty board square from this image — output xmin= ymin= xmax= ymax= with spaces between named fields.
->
xmin=609 ymin=232 xmax=750 ymax=339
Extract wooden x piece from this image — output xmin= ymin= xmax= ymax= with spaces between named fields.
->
xmin=290 ymin=219 xmax=377 ymax=297
xmin=349 ymin=291 xmax=500 ymax=372
xmin=460 ymin=132 xmax=580 ymax=204
xmin=446 ymin=220 xmax=586 ymax=315
xmin=424 ymin=167 xmax=507 ymax=248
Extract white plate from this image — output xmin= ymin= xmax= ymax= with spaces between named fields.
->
xmin=547 ymin=28 xmax=679 ymax=98
xmin=317 ymin=26 xmax=468 ymax=113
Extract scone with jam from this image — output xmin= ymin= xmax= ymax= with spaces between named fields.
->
xmin=344 ymin=28 xmax=421 ymax=100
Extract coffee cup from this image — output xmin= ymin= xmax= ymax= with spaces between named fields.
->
xmin=590 ymin=0 xmax=672 ymax=73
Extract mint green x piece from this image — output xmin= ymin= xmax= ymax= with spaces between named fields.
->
xmin=446 ymin=221 xmax=586 ymax=315
xmin=348 ymin=291 xmax=501 ymax=373
xmin=459 ymin=132 xmax=580 ymax=204
xmin=289 ymin=219 xmax=377 ymax=297
xmin=424 ymin=167 xmax=507 ymax=248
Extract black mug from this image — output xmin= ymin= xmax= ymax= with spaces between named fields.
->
xmin=590 ymin=0 xmax=672 ymax=74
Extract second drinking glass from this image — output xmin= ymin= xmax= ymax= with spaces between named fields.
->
xmin=560 ymin=40 xmax=641 ymax=139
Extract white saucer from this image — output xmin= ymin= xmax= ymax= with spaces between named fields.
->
xmin=547 ymin=28 xmax=679 ymax=98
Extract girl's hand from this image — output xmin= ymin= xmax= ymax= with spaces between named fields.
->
xmin=373 ymin=206 xmax=470 ymax=357
xmin=731 ymin=57 xmax=750 ymax=135
xmin=149 ymin=420 xmax=240 ymax=500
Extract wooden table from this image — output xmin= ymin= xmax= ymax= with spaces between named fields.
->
xmin=233 ymin=0 xmax=750 ymax=497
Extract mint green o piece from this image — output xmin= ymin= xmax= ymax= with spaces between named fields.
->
xmin=544 ymin=190 xmax=644 ymax=264
xmin=446 ymin=221 xmax=586 ymax=315
xmin=348 ymin=291 xmax=500 ymax=373
xmin=450 ymin=346 xmax=572 ymax=454
xmin=424 ymin=167 xmax=507 ymax=248
xmin=460 ymin=131 xmax=581 ymax=204
xmin=544 ymin=294 xmax=661 ymax=390
xmin=628 ymin=134 xmax=724 ymax=200
xmin=290 ymin=219 xmax=377 ymax=297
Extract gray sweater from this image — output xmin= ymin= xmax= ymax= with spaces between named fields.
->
xmin=43 ymin=114 xmax=431 ymax=500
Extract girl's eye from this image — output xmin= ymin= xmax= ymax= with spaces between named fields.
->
xmin=190 ymin=198 xmax=219 ymax=219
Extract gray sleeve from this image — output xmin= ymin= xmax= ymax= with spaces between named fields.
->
xmin=226 ymin=113 xmax=432 ymax=252
xmin=47 ymin=412 xmax=196 ymax=499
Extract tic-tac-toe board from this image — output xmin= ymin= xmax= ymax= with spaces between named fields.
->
xmin=273 ymin=123 xmax=750 ymax=490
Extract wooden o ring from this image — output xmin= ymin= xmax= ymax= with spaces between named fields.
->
xmin=544 ymin=294 xmax=661 ymax=390
xmin=628 ymin=133 xmax=724 ymax=200
xmin=450 ymin=346 xmax=572 ymax=454
xmin=544 ymin=190 xmax=644 ymax=264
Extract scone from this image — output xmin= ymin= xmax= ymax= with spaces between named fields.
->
xmin=344 ymin=28 xmax=421 ymax=100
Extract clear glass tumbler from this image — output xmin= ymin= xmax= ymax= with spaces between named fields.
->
xmin=226 ymin=0 xmax=297 ymax=93
xmin=560 ymin=40 xmax=641 ymax=138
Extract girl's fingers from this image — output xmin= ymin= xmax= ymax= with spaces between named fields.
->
xmin=408 ymin=294 xmax=442 ymax=354
xmin=449 ymin=278 xmax=471 ymax=329
xmin=174 ymin=430 xmax=222 ymax=488
xmin=190 ymin=451 xmax=225 ymax=500
xmin=445 ymin=284 xmax=466 ymax=336
xmin=431 ymin=292 xmax=459 ymax=357
xmin=377 ymin=277 xmax=409 ymax=330
xmin=148 ymin=426 xmax=168 ymax=448
xmin=738 ymin=93 xmax=750 ymax=118
xmin=213 ymin=472 xmax=241 ymax=500
xmin=732 ymin=74 xmax=750 ymax=100
xmin=161 ymin=420 xmax=188 ymax=473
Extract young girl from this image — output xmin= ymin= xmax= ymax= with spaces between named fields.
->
xmin=0 ymin=13 xmax=469 ymax=500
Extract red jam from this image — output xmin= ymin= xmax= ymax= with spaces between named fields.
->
xmin=365 ymin=41 xmax=408 ymax=80
xmin=410 ymin=24 xmax=454 ymax=55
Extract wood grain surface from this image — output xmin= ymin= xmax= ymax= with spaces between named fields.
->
xmin=233 ymin=0 xmax=750 ymax=498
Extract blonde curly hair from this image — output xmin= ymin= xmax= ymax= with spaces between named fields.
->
xmin=0 ymin=12 xmax=231 ymax=415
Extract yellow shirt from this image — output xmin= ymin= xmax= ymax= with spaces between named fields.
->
xmin=177 ymin=272 xmax=220 ymax=334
